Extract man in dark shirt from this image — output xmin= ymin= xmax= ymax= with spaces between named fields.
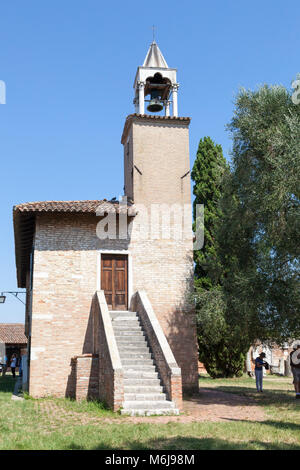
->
xmin=255 ymin=352 xmax=267 ymax=392
xmin=290 ymin=341 xmax=300 ymax=399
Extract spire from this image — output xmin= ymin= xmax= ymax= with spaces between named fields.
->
xmin=134 ymin=40 xmax=178 ymax=116
xmin=143 ymin=41 xmax=169 ymax=68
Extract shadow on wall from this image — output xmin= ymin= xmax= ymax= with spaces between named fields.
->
xmin=165 ymin=261 xmax=199 ymax=394
xmin=34 ymin=214 xmax=131 ymax=252
xmin=83 ymin=300 xmax=94 ymax=355
xmin=65 ymin=359 xmax=75 ymax=398
xmin=65 ymin=296 xmax=97 ymax=399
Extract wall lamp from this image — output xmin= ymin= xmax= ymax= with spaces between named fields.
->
xmin=0 ymin=292 xmax=26 ymax=305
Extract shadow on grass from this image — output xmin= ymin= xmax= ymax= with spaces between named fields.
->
xmin=222 ymin=418 xmax=300 ymax=432
xmin=205 ymin=385 xmax=298 ymax=406
xmin=0 ymin=376 xmax=16 ymax=394
xmin=65 ymin=436 xmax=300 ymax=450
xmin=185 ymin=382 xmax=298 ymax=408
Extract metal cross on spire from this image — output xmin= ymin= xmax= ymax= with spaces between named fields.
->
xmin=152 ymin=25 xmax=156 ymax=42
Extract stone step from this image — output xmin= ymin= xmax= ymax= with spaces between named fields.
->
xmin=122 ymin=358 xmax=154 ymax=365
xmin=110 ymin=311 xmax=137 ymax=320
xmin=112 ymin=323 xmax=141 ymax=329
xmin=119 ymin=348 xmax=153 ymax=360
xmin=117 ymin=343 xmax=147 ymax=350
xmin=111 ymin=312 xmax=138 ymax=317
xmin=123 ymin=365 xmax=156 ymax=371
xmin=124 ymin=368 xmax=158 ymax=379
xmin=123 ymin=378 xmax=161 ymax=386
xmin=111 ymin=309 xmax=137 ymax=313
xmin=121 ymin=408 xmax=180 ymax=416
xmin=113 ymin=310 xmax=179 ymax=417
xmin=124 ymin=393 xmax=166 ymax=401
xmin=122 ymin=355 xmax=154 ymax=362
xmin=111 ymin=318 xmax=140 ymax=323
xmin=118 ymin=343 xmax=149 ymax=350
xmin=113 ymin=326 xmax=143 ymax=332
xmin=114 ymin=331 xmax=145 ymax=337
xmin=124 ymin=385 xmax=164 ymax=393
xmin=115 ymin=330 xmax=146 ymax=341
xmin=120 ymin=354 xmax=152 ymax=361
xmin=112 ymin=317 xmax=139 ymax=323
xmin=116 ymin=338 xmax=147 ymax=345
xmin=122 ymin=400 xmax=175 ymax=410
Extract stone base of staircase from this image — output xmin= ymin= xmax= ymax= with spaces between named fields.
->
xmin=120 ymin=408 xmax=179 ymax=417
xmin=111 ymin=311 xmax=180 ymax=416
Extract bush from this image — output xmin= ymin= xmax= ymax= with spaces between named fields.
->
xmin=195 ymin=287 xmax=247 ymax=378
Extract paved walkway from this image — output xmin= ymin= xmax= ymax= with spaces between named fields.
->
xmin=180 ymin=387 xmax=265 ymax=423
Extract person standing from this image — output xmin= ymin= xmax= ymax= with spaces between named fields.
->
xmin=290 ymin=341 xmax=300 ymax=399
xmin=255 ymin=352 xmax=267 ymax=392
xmin=10 ymin=354 xmax=17 ymax=379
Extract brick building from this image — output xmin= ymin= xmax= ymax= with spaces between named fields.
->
xmin=249 ymin=342 xmax=294 ymax=375
xmin=13 ymin=41 xmax=199 ymax=415
xmin=0 ymin=323 xmax=27 ymax=367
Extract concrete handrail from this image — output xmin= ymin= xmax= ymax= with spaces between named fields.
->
xmin=94 ymin=290 xmax=124 ymax=410
xmin=131 ymin=290 xmax=182 ymax=409
xmin=137 ymin=291 xmax=180 ymax=373
xmin=96 ymin=290 xmax=122 ymax=371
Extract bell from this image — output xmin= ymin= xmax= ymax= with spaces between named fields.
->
xmin=147 ymin=98 xmax=164 ymax=112
xmin=147 ymin=89 xmax=164 ymax=113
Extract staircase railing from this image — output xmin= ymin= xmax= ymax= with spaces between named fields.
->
xmin=92 ymin=290 xmax=124 ymax=411
xmin=131 ymin=290 xmax=182 ymax=410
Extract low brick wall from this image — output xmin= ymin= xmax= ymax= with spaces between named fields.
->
xmin=74 ymin=354 xmax=99 ymax=401
xmin=131 ymin=291 xmax=183 ymax=411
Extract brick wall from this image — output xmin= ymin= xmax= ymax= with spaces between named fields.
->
xmin=28 ymin=115 xmax=199 ymax=399
xmin=73 ymin=354 xmax=99 ymax=401
xmin=29 ymin=213 xmax=99 ymax=397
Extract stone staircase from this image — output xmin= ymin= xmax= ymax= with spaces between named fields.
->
xmin=110 ymin=311 xmax=179 ymax=416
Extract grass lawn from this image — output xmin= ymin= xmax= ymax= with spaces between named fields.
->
xmin=0 ymin=373 xmax=299 ymax=450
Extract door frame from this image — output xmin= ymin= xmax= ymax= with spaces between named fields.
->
xmin=97 ymin=250 xmax=133 ymax=309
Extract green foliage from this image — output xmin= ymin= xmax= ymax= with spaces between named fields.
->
xmin=221 ymin=85 xmax=300 ymax=343
xmin=195 ymin=288 xmax=246 ymax=378
xmin=192 ymin=137 xmax=246 ymax=377
xmin=191 ymin=136 xmax=228 ymax=289
xmin=192 ymin=85 xmax=300 ymax=378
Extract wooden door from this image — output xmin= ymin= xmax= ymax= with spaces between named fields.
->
xmin=101 ymin=254 xmax=128 ymax=310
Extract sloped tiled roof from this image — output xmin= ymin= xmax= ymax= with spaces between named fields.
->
xmin=0 ymin=324 xmax=27 ymax=344
xmin=14 ymin=200 xmax=136 ymax=215
xmin=13 ymin=199 xmax=137 ymax=289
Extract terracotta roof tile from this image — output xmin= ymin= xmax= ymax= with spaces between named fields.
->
xmin=0 ymin=324 xmax=27 ymax=344
xmin=14 ymin=200 xmax=137 ymax=216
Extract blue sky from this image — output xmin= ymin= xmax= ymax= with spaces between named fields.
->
xmin=0 ymin=0 xmax=299 ymax=322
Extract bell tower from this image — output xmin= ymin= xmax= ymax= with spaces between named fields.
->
xmin=121 ymin=42 xmax=199 ymax=394
xmin=122 ymin=41 xmax=191 ymax=206
xmin=133 ymin=41 xmax=179 ymax=117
